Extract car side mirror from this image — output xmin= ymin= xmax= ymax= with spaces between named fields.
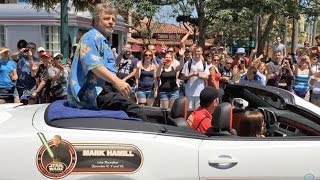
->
xmin=232 ymin=98 xmax=249 ymax=109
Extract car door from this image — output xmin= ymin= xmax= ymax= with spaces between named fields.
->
xmin=32 ymin=107 xmax=202 ymax=180
xmin=199 ymin=137 xmax=320 ymax=179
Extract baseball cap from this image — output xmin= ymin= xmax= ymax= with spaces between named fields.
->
xmin=53 ymin=53 xmax=63 ymax=59
xmin=41 ymin=51 xmax=51 ymax=58
xmin=37 ymin=47 xmax=45 ymax=52
xmin=200 ymin=86 xmax=224 ymax=103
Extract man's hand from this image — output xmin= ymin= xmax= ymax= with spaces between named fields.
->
xmin=114 ymin=79 xmax=131 ymax=97
xmin=27 ymin=50 xmax=33 ymax=59
xmin=31 ymin=91 xmax=37 ymax=98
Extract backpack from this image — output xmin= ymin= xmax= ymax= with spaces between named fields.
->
xmin=187 ymin=60 xmax=206 ymax=73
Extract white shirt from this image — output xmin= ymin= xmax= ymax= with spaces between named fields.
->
xmin=181 ymin=59 xmax=210 ymax=97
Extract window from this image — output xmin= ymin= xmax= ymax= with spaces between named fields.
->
xmin=43 ymin=26 xmax=60 ymax=55
xmin=0 ymin=26 xmax=5 ymax=47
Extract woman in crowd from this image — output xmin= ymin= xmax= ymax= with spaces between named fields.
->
xmin=257 ymin=62 xmax=267 ymax=85
xmin=50 ymin=53 xmax=70 ymax=102
xmin=156 ymin=49 xmax=184 ymax=109
xmin=0 ymin=47 xmax=19 ymax=103
xmin=309 ymin=53 xmax=320 ymax=100
xmin=208 ymin=54 xmax=221 ymax=89
xmin=135 ymin=50 xmax=158 ymax=106
xmin=238 ymin=110 xmax=265 ymax=137
xmin=278 ymin=56 xmax=294 ymax=91
xmin=232 ymin=57 xmax=247 ymax=83
xmin=293 ymin=56 xmax=311 ymax=98
xmin=204 ymin=53 xmax=213 ymax=69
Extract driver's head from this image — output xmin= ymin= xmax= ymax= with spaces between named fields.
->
xmin=53 ymin=135 xmax=62 ymax=146
xmin=238 ymin=110 xmax=265 ymax=137
xmin=200 ymin=86 xmax=224 ymax=109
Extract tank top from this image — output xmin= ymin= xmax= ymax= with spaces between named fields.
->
xmin=138 ymin=69 xmax=154 ymax=91
xmin=159 ymin=67 xmax=178 ymax=92
xmin=294 ymin=68 xmax=309 ymax=94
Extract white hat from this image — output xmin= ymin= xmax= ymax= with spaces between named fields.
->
xmin=37 ymin=47 xmax=45 ymax=52
xmin=53 ymin=53 xmax=63 ymax=59
xmin=236 ymin=48 xmax=245 ymax=54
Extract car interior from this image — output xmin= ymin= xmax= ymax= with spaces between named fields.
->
xmin=44 ymin=85 xmax=320 ymax=138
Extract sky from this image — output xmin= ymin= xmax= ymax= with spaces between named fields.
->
xmin=155 ymin=4 xmax=197 ymax=25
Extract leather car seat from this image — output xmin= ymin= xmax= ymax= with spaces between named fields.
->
xmin=206 ymin=102 xmax=237 ymax=136
xmin=168 ymin=96 xmax=190 ymax=127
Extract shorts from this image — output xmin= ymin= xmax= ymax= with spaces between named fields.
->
xmin=159 ymin=90 xmax=179 ymax=100
xmin=136 ymin=90 xmax=154 ymax=99
xmin=311 ymin=93 xmax=320 ymax=101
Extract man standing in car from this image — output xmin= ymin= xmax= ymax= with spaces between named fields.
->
xmin=67 ymin=2 xmax=147 ymax=121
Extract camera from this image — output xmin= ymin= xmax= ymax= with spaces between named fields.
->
xmin=240 ymin=60 xmax=245 ymax=64
xmin=23 ymin=48 xmax=30 ymax=53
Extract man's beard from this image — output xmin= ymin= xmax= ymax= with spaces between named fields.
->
xmin=102 ymin=27 xmax=113 ymax=37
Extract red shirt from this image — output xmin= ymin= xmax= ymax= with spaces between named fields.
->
xmin=188 ymin=108 xmax=212 ymax=133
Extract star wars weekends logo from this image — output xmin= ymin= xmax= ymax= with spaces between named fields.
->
xmin=36 ymin=134 xmax=77 ymax=179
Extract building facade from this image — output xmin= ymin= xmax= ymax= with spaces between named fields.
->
xmin=0 ymin=2 xmax=128 ymax=57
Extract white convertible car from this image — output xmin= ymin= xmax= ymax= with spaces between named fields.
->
xmin=1 ymin=84 xmax=320 ymax=180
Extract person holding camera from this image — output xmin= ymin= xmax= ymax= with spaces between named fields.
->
xmin=232 ymin=56 xmax=248 ymax=83
xmin=231 ymin=48 xmax=250 ymax=69
xmin=266 ymin=50 xmax=283 ymax=87
xmin=15 ymin=41 xmax=39 ymax=104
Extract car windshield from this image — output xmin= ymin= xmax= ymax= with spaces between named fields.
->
xmin=242 ymin=88 xmax=285 ymax=109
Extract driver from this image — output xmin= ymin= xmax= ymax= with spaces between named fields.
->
xmin=187 ymin=86 xmax=224 ymax=133
xmin=238 ymin=110 xmax=265 ymax=137
xmin=67 ymin=2 xmax=147 ymax=121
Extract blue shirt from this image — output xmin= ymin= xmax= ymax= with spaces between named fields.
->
xmin=0 ymin=59 xmax=16 ymax=89
xmin=67 ymin=28 xmax=116 ymax=109
xmin=16 ymin=55 xmax=38 ymax=90
xmin=239 ymin=74 xmax=264 ymax=85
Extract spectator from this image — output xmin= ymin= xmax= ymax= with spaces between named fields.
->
xmin=266 ymin=50 xmax=282 ymax=87
xmin=187 ymin=86 xmax=224 ymax=133
xmin=231 ymin=47 xmax=250 ymax=69
xmin=232 ymin=56 xmax=247 ymax=83
xmin=309 ymin=53 xmax=320 ymax=100
xmin=239 ymin=66 xmax=264 ymax=85
xmin=181 ymin=46 xmax=209 ymax=109
xmin=257 ymin=62 xmax=267 ymax=85
xmin=67 ymin=2 xmax=147 ymax=121
xmin=31 ymin=51 xmax=54 ymax=103
xmin=37 ymin=47 xmax=45 ymax=59
xmin=219 ymin=56 xmax=233 ymax=89
xmin=0 ymin=47 xmax=19 ymax=103
xmin=135 ymin=50 xmax=158 ymax=106
xmin=293 ymin=56 xmax=311 ymax=98
xmin=238 ymin=110 xmax=265 ymax=137
xmin=277 ymin=56 xmax=294 ymax=91
xmin=310 ymin=71 xmax=320 ymax=107
xmin=50 ymin=53 xmax=70 ymax=101
xmin=116 ymin=44 xmax=139 ymax=88
xmin=272 ymin=36 xmax=286 ymax=58
xmin=156 ymin=50 xmax=184 ymax=109
xmin=204 ymin=53 xmax=213 ymax=69
xmin=208 ymin=54 xmax=221 ymax=89
xmin=16 ymin=42 xmax=39 ymax=104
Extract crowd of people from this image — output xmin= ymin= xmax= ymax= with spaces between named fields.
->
xmin=0 ymin=40 xmax=70 ymax=105
xmin=0 ymin=34 xmax=320 ymax=109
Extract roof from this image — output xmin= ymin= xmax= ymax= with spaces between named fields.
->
xmin=0 ymin=4 xmax=127 ymax=30
xmin=131 ymin=23 xmax=188 ymax=34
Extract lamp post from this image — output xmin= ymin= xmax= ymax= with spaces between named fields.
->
xmin=60 ymin=0 xmax=69 ymax=63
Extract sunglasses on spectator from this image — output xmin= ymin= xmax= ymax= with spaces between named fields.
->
xmin=213 ymin=59 xmax=220 ymax=62
xmin=226 ymin=62 xmax=232 ymax=65
xmin=145 ymin=54 xmax=152 ymax=57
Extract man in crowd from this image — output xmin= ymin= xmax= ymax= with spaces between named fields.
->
xmin=272 ymin=36 xmax=286 ymax=58
xmin=219 ymin=56 xmax=233 ymax=89
xmin=231 ymin=47 xmax=250 ymax=68
xmin=67 ymin=2 xmax=147 ymax=121
xmin=187 ymin=86 xmax=224 ymax=133
xmin=267 ymin=50 xmax=282 ymax=87
xmin=16 ymin=42 xmax=39 ymax=104
xmin=240 ymin=66 xmax=264 ymax=85
xmin=116 ymin=43 xmax=139 ymax=88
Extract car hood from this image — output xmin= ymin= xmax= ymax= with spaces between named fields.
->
xmin=0 ymin=103 xmax=49 ymax=134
